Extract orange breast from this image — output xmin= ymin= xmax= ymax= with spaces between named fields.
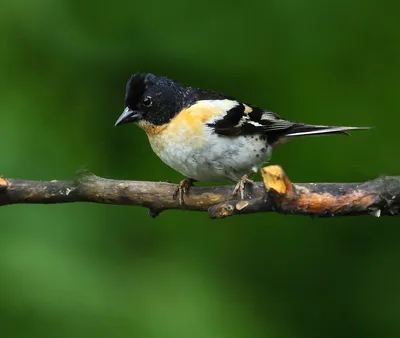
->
xmin=139 ymin=99 xmax=239 ymax=151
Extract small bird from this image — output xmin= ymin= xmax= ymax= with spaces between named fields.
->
xmin=115 ymin=73 xmax=369 ymax=203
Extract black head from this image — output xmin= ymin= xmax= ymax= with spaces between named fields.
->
xmin=115 ymin=73 xmax=189 ymax=126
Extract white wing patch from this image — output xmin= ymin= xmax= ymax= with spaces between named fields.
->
xmin=194 ymin=99 xmax=240 ymax=124
xmin=245 ymin=120 xmax=263 ymax=127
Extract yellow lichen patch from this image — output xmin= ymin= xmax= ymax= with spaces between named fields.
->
xmin=199 ymin=193 xmax=225 ymax=204
xmin=236 ymin=200 xmax=249 ymax=210
xmin=215 ymin=204 xmax=235 ymax=218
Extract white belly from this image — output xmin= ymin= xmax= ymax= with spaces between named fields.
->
xmin=148 ymin=127 xmax=272 ymax=181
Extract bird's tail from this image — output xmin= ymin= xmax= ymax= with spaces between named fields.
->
xmin=284 ymin=124 xmax=370 ymax=138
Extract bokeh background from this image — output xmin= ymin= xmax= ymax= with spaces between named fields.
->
xmin=1 ymin=0 xmax=399 ymax=337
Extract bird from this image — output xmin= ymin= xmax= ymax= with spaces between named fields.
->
xmin=115 ymin=73 xmax=369 ymax=203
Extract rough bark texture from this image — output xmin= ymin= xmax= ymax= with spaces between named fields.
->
xmin=0 ymin=166 xmax=399 ymax=218
xmin=209 ymin=166 xmax=400 ymax=218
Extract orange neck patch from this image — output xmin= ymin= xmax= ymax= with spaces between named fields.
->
xmin=138 ymin=121 xmax=168 ymax=136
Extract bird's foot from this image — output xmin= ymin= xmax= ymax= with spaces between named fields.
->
xmin=232 ymin=174 xmax=254 ymax=199
xmin=173 ymin=178 xmax=195 ymax=205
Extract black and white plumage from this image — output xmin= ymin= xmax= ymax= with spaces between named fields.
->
xmin=115 ymin=73 xmax=369 ymax=200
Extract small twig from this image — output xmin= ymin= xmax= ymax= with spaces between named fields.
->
xmin=0 ymin=167 xmax=399 ymax=218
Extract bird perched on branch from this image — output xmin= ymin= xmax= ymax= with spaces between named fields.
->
xmin=115 ymin=73 xmax=369 ymax=203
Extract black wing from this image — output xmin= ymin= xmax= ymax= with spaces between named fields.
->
xmin=206 ymin=100 xmax=360 ymax=143
xmin=207 ymin=102 xmax=295 ymax=143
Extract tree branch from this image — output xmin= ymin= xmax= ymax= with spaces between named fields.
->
xmin=0 ymin=166 xmax=399 ymax=218
xmin=209 ymin=166 xmax=400 ymax=218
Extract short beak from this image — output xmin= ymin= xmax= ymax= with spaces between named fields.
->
xmin=114 ymin=107 xmax=141 ymax=126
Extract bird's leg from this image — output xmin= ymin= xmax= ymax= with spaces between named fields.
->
xmin=173 ymin=178 xmax=196 ymax=205
xmin=232 ymin=169 xmax=255 ymax=199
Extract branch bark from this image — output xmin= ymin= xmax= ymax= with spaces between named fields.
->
xmin=0 ymin=166 xmax=399 ymax=218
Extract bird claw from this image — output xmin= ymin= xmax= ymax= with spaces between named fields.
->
xmin=173 ymin=178 xmax=194 ymax=205
xmin=232 ymin=175 xmax=254 ymax=199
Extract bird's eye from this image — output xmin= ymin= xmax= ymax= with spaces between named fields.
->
xmin=143 ymin=96 xmax=152 ymax=107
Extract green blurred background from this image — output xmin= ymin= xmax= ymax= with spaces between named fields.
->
xmin=1 ymin=0 xmax=399 ymax=337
